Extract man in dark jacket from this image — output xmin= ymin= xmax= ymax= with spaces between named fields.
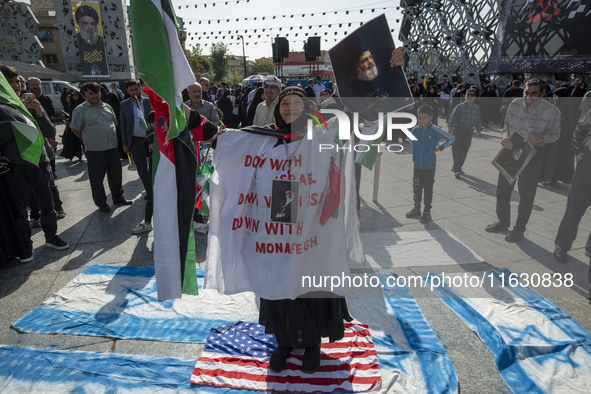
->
xmin=120 ymin=79 xmax=153 ymax=234
xmin=0 ymin=66 xmax=69 ymax=263
xmin=553 ymin=107 xmax=591 ymax=262
xmin=27 ymin=77 xmax=55 ymax=118
xmin=304 ymin=79 xmax=315 ymax=98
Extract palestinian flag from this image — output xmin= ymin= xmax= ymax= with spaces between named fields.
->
xmin=319 ymin=156 xmax=341 ymax=225
xmin=195 ymin=164 xmax=213 ymax=216
xmin=130 ymin=0 xmax=194 ymax=140
xmin=355 ymin=117 xmax=386 ymax=170
xmin=130 ymin=0 xmax=197 ymax=301
xmin=0 ymin=73 xmax=43 ymax=165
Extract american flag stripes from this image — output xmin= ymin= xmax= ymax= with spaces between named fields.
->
xmin=191 ymin=321 xmax=381 ymax=393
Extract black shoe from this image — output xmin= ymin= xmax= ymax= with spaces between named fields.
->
xmin=485 ymin=222 xmax=509 ymax=233
xmin=406 ymin=206 xmax=421 ymax=218
xmin=458 ymin=170 xmax=465 ymax=175
xmin=454 ymin=172 xmax=461 ymax=179
xmin=269 ymin=345 xmax=292 ymax=373
xmin=99 ymin=204 xmax=111 ymax=213
xmin=56 ymin=209 xmax=66 ymax=219
xmin=505 ymin=230 xmax=524 ymax=243
xmin=420 ymin=211 xmax=432 ymax=224
xmin=45 ymin=234 xmax=69 ymax=250
xmin=113 ymin=199 xmax=133 ymax=206
xmin=301 ymin=346 xmax=321 ymax=374
xmin=553 ymin=246 xmax=567 ymax=262
xmin=18 ymin=249 xmax=34 ymax=263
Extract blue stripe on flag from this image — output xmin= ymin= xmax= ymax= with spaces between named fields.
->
xmin=433 ymin=269 xmax=591 ymax=394
xmin=12 ymin=265 xmax=245 ymax=343
xmin=0 ymin=346 xmax=257 ymax=393
xmin=80 ymin=264 xmax=206 ymax=280
xmin=12 ymin=305 xmax=234 ymax=343
xmin=379 ymin=273 xmax=459 ymax=393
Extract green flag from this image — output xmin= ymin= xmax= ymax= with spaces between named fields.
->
xmin=0 ymin=73 xmax=43 ymax=165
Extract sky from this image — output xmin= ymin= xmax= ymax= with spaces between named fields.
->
xmin=171 ymin=0 xmax=404 ymax=60
xmin=20 ymin=0 xmax=404 ymax=61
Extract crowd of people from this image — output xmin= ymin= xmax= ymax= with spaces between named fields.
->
xmin=2 ymin=56 xmax=591 ymax=374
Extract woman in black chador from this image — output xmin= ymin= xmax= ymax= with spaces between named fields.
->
xmin=243 ymin=87 xmax=352 ymax=374
xmin=60 ymin=89 xmax=85 ymax=161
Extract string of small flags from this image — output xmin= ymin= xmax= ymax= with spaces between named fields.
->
xmin=189 ymin=27 xmax=398 ymax=46
xmin=177 ymin=0 xmax=253 ymax=9
xmin=183 ymin=6 xmax=396 ymax=22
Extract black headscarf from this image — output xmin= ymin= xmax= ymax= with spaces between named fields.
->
xmin=572 ymin=82 xmax=587 ymax=97
xmin=273 ymin=86 xmax=310 ymax=133
xmin=243 ymin=86 xmax=310 ymax=140
xmin=553 ymin=87 xmax=570 ymax=98
xmin=244 ymin=87 xmax=264 ymax=127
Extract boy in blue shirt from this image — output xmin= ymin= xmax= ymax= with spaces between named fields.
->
xmin=406 ymin=104 xmax=455 ymax=223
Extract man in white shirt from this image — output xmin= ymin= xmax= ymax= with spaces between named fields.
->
xmin=313 ymin=76 xmax=325 ymax=99
xmin=252 ymin=76 xmax=281 ymax=126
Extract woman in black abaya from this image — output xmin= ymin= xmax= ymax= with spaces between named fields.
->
xmin=243 ymin=87 xmax=352 ymax=375
xmin=60 ymin=89 xmax=85 ymax=161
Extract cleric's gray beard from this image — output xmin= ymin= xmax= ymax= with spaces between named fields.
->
xmin=356 ymin=66 xmax=379 ymax=82
xmin=80 ymin=30 xmax=98 ymax=45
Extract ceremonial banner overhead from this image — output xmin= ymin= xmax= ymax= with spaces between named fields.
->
xmin=487 ymin=0 xmax=591 ymax=73
xmin=191 ymin=322 xmax=381 ymax=393
xmin=72 ymin=1 xmax=109 ymax=77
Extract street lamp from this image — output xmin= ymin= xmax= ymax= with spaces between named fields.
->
xmin=238 ymin=35 xmax=247 ymax=79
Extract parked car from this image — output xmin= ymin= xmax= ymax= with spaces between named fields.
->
xmin=41 ymin=80 xmax=78 ymax=113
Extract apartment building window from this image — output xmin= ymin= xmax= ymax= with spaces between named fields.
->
xmin=38 ymin=30 xmax=53 ymax=42
xmin=43 ymin=54 xmax=58 ymax=65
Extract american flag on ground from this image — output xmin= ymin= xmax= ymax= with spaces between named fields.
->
xmin=190 ymin=321 xmax=381 ymax=393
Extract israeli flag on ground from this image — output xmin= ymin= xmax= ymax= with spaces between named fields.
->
xmin=0 ymin=346 xmax=253 ymax=393
xmin=431 ymin=269 xmax=591 ymax=393
xmin=11 ymin=265 xmax=458 ymax=393
xmin=12 ymin=265 xmax=260 ymax=342
xmin=348 ymin=273 xmax=458 ymax=393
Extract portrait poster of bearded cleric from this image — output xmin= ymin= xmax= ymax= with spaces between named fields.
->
xmin=329 ymin=14 xmax=412 ymax=120
xmin=72 ymin=1 xmax=109 ymax=77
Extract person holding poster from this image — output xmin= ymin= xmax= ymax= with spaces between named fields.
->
xmin=74 ymin=4 xmax=109 ymax=76
xmin=329 ymin=14 xmax=412 ymax=120
xmin=205 ymin=87 xmax=365 ymax=374
xmin=485 ymin=79 xmax=560 ymax=243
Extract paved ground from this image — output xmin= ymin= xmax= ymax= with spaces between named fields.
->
xmin=1 ymin=122 xmax=590 ymax=393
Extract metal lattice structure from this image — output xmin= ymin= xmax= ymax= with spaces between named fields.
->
xmin=487 ymin=0 xmax=591 ymax=74
xmin=398 ymin=0 xmax=502 ymax=85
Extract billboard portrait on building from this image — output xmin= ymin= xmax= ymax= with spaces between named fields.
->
xmin=72 ymin=1 xmax=109 ymax=77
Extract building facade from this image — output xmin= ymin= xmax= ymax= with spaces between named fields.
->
xmin=51 ymin=0 xmax=135 ymax=80
xmin=0 ymin=1 xmax=43 ymax=64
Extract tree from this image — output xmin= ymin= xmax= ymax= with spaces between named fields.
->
xmin=185 ymin=45 xmax=210 ymax=75
xmin=252 ymin=57 xmax=274 ymax=75
xmin=210 ymin=42 xmax=230 ymax=83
